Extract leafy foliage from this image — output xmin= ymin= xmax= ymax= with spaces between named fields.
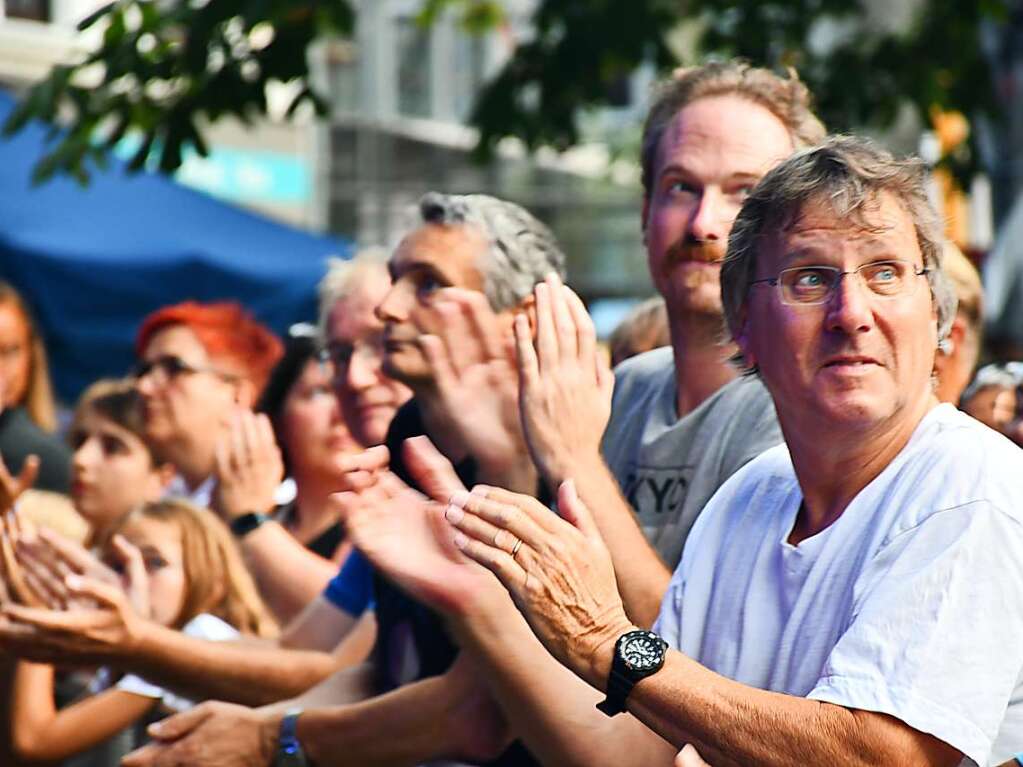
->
xmin=3 ymin=0 xmax=354 ymax=183
xmin=4 ymin=0 xmax=1011 ymax=184
xmin=470 ymin=0 xmax=1010 ymax=179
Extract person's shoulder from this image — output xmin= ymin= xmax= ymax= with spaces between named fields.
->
xmin=0 ymin=407 xmax=67 ymax=454
xmin=696 ymin=442 xmax=794 ymax=519
xmin=181 ymin=613 xmax=241 ymax=641
xmin=612 ymin=346 xmax=674 ymax=387
xmin=384 ymin=398 xmax=424 ymax=448
xmin=890 ymin=405 xmax=1023 ymax=522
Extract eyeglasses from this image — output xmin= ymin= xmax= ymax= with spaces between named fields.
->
xmin=324 ymin=333 xmax=386 ymax=372
xmin=749 ymin=260 xmax=929 ymax=306
xmin=133 ymin=355 xmax=238 ymax=384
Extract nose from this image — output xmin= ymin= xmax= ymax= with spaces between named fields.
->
xmin=346 ymin=345 xmax=380 ymax=392
xmin=374 ymin=282 xmax=407 ymax=324
xmin=688 ymin=188 xmax=729 ymax=243
xmin=73 ymin=436 xmax=100 ymax=471
xmin=135 ymin=370 xmax=158 ymax=396
xmin=825 ymin=273 xmax=874 ymax=336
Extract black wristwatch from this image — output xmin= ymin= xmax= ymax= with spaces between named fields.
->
xmin=229 ymin=511 xmax=271 ymax=539
xmin=596 ymin=629 xmax=669 ymax=716
xmin=273 ymin=707 xmax=309 ymax=767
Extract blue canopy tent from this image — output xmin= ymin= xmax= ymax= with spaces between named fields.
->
xmin=0 ymin=90 xmax=351 ymax=404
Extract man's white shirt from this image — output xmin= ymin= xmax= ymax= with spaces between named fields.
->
xmin=654 ymin=404 xmax=1023 ymax=766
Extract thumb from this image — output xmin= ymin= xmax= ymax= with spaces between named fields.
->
xmin=146 ymin=703 xmax=212 ymax=741
xmin=402 ymin=436 xmax=466 ymax=502
xmin=556 ymin=479 xmax=599 ymax=539
xmin=17 ymin=455 xmax=39 ymax=496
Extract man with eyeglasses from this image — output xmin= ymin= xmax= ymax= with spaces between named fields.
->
xmin=411 ymin=136 xmax=1023 ymax=765
xmin=133 ymin=301 xmax=283 ymax=506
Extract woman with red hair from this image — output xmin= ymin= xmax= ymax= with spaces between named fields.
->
xmin=133 ymin=301 xmax=283 ymax=506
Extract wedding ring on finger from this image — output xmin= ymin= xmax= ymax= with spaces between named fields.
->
xmin=511 ymin=537 xmax=523 ymax=559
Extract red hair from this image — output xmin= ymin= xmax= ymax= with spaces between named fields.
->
xmin=135 ymin=302 xmax=283 ymax=397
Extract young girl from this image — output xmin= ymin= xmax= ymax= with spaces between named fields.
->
xmin=10 ymin=499 xmax=276 ymax=764
xmin=67 ymin=378 xmax=175 ymax=547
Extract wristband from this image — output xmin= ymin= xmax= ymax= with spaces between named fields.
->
xmin=274 ymin=707 xmax=309 ymax=767
xmin=229 ymin=511 xmax=271 ymax=538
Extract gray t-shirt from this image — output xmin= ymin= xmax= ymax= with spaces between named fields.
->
xmin=601 ymin=346 xmax=782 ymax=567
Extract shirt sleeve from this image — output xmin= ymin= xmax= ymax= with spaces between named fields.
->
xmin=807 ymin=501 xmax=1023 ymax=767
xmin=322 ymin=549 xmax=375 ymax=616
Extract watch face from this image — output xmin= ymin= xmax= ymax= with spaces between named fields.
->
xmin=619 ymin=632 xmax=664 ymax=671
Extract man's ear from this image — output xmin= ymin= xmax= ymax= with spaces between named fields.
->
xmin=517 ymin=294 xmax=539 ymax=338
xmin=734 ymin=305 xmax=756 ymax=369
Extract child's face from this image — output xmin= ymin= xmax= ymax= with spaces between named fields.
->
xmin=111 ymin=516 xmax=187 ymax=628
xmin=70 ymin=410 xmax=166 ymax=534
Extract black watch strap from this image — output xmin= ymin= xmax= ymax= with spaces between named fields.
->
xmin=229 ymin=511 xmax=271 ymax=538
xmin=596 ymin=630 xmax=668 ymax=717
xmin=595 ymin=666 xmax=633 ymax=716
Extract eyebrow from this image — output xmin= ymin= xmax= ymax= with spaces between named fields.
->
xmin=658 ymin=164 xmax=764 ymax=185
xmin=393 ymin=260 xmax=455 ymax=285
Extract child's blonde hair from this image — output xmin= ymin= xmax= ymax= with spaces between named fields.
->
xmin=105 ymin=499 xmax=277 ymax=638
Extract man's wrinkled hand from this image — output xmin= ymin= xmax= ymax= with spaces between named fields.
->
xmin=446 ymin=479 xmax=632 ymax=688
xmin=122 ymin=701 xmax=279 ymax=767
xmin=515 ymin=273 xmax=613 ymax=486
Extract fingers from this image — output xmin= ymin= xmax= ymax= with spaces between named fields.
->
xmin=555 ymin=479 xmax=600 ymax=539
xmin=403 ymin=436 xmax=467 ymax=502
xmin=452 ymin=528 xmax=526 ymax=596
xmin=563 ymin=284 xmax=597 ymax=366
xmin=65 ymin=573 xmax=127 ymax=611
xmin=445 ymin=490 xmax=551 ymax=554
xmin=147 ymin=703 xmax=212 ymax=741
xmin=121 ymin=742 xmax=162 ymax=766
xmin=533 ymin=280 xmax=558 ymax=372
xmin=419 ymin=334 xmax=459 ymax=393
xmin=36 ymin=528 xmax=93 ymax=575
xmin=16 ymin=455 xmax=40 ymax=498
xmin=545 ymin=273 xmax=578 ymax=361
xmin=111 ymin=534 xmax=149 ymax=616
xmin=333 ymin=444 xmax=390 ymax=492
xmin=16 ymin=547 xmax=69 ymax=608
xmin=466 ymin=485 xmax=562 ymax=534
xmin=513 ymin=313 xmax=539 ymax=392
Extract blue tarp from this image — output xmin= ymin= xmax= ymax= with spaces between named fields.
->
xmin=0 ymin=90 xmax=351 ymax=403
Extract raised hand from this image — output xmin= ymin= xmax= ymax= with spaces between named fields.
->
xmin=336 ymin=436 xmax=504 ymax=616
xmin=445 ymin=479 xmax=633 ymax=689
xmin=515 ymin=273 xmax=614 ymax=487
xmin=0 ymin=451 xmax=39 ymax=513
xmin=121 ymin=701 xmax=278 ymax=767
xmin=107 ymin=534 xmax=151 ymax=619
xmin=419 ymin=288 xmax=536 ymax=492
xmin=212 ymin=410 xmax=284 ymax=521
xmin=0 ymin=574 xmax=145 ymax=665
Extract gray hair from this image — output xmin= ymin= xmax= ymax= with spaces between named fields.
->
xmin=721 ymin=135 xmax=958 ymax=358
xmin=317 ymin=247 xmax=390 ymax=332
xmin=642 ymin=61 xmax=826 ymax=198
xmin=417 ymin=192 xmax=567 ymax=311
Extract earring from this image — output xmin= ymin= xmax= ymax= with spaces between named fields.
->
xmin=938 ymin=338 xmax=954 ymax=355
